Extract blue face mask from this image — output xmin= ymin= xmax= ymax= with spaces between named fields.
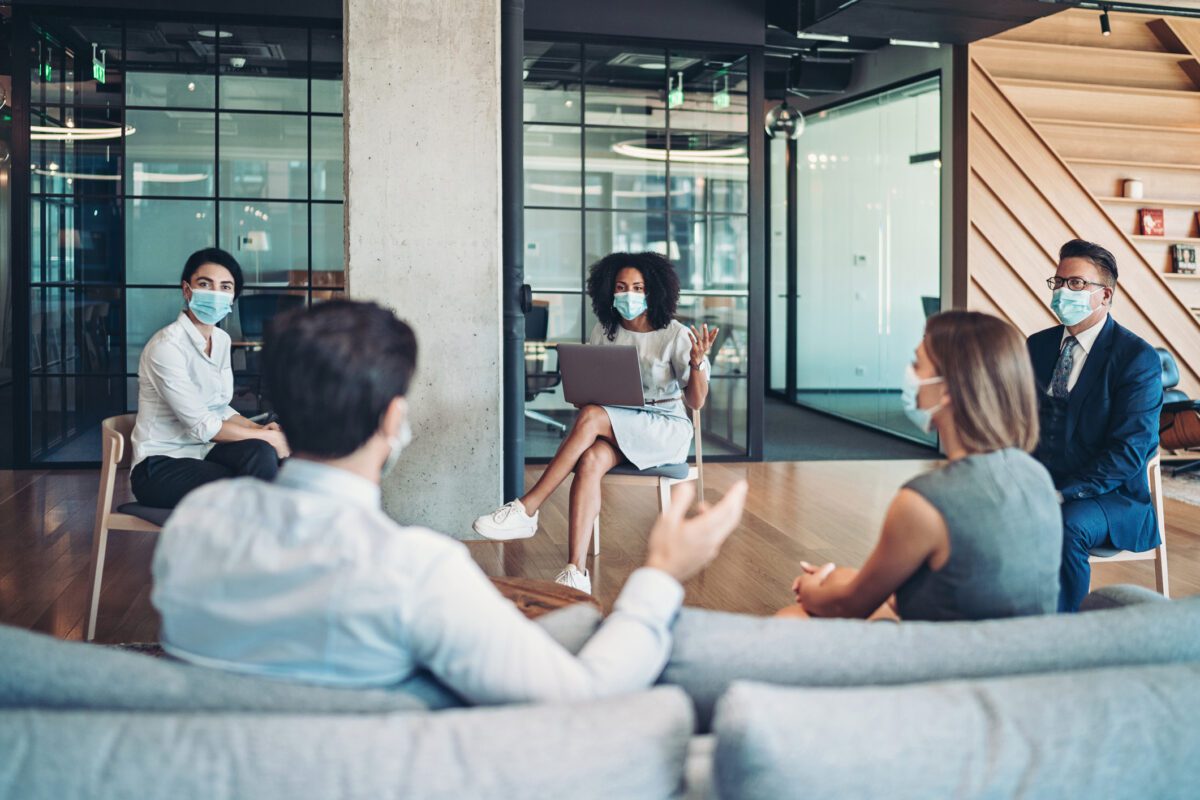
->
xmin=901 ymin=363 xmax=945 ymax=434
xmin=1050 ymin=287 xmax=1100 ymax=327
xmin=187 ymin=288 xmax=234 ymax=325
xmin=613 ymin=291 xmax=647 ymax=321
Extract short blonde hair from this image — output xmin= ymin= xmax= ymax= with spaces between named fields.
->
xmin=923 ymin=311 xmax=1039 ymax=454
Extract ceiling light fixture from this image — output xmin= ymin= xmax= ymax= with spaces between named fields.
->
xmin=1100 ymin=6 xmax=1112 ymax=35
xmin=611 ymin=139 xmax=748 ymax=165
xmin=197 ymin=29 xmax=233 ymax=39
xmin=794 ymin=33 xmax=850 ymax=43
xmin=889 ymin=38 xmax=941 ymax=48
xmin=765 ymin=100 xmax=805 ymax=140
xmin=31 ymin=123 xmax=135 ymax=141
xmin=131 ymin=170 xmax=208 ymax=183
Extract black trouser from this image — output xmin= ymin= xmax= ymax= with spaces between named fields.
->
xmin=130 ymin=440 xmax=280 ymax=509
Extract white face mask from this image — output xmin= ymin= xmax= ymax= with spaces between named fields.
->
xmin=901 ymin=363 xmax=945 ymax=434
xmin=382 ymin=419 xmax=413 ymax=477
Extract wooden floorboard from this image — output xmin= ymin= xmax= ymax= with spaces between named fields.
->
xmin=1 ymin=461 xmax=1196 ymax=643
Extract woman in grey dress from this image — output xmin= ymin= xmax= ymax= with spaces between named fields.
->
xmin=473 ymin=252 xmax=719 ymax=594
xmin=779 ymin=311 xmax=1062 ymax=622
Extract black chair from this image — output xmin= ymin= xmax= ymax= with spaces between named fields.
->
xmin=525 ymin=304 xmax=567 ymax=434
xmin=1157 ymin=347 xmax=1200 ymax=476
xmin=234 ymin=294 xmax=306 ymax=410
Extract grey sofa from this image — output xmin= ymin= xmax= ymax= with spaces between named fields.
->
xmin=3 ymin=587 xmax=1198 ymax=800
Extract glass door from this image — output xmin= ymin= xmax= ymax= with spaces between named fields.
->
xmin=786 ymin=77 xmax=941 ymax=445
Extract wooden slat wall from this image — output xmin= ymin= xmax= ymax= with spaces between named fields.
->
xmin=966 ymin=9 xmax=1200 ymax=396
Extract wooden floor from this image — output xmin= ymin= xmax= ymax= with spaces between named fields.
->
xmin=2 ymin=461 xmax=1197 ymax=644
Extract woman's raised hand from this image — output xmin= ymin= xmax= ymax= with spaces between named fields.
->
xmin=688 ymin=324 xmax=719 ymax=367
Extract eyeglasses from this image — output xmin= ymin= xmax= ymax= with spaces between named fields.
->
xmin=1046 ymin=276 xmax=1107 ymax=292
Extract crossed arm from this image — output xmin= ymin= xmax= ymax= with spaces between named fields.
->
xmin=792 ymin=489 xmax=948 ymax=619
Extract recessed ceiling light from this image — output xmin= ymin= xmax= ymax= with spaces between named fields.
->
xmin=638 ymin=63 xmax=668 ymax=70
xmin=197 ymin=29 xmax=233 ymax=39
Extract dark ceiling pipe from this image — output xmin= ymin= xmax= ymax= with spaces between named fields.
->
xmin=501 ymin=0 xmax=530 ymax=501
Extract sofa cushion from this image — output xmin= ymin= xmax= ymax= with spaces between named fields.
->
xmin=0 ymin=686 xmax=693 ymax=800
xmin=713 ymin=665 xmax=1200 ymax=800
xmin=664 ymin=593 xmax=1200 ymax=730
xmin=0 ymin=603 xmax=602 ymax=714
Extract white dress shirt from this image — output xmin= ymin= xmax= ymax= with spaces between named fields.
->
xmin=151 ymin=459 xmax=685 ymax=704
xmin=131 ymin=312 xmax=238 ymax=468
xmin=1055 ymin=313 xmax=1108 ymax=394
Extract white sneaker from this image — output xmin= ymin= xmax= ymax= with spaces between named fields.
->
xmin=472 ymin=499 xmax=538 ymax=540
xmin=555 ymin=564 xmax=592 ymax=594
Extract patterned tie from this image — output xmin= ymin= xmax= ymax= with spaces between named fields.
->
xmin=1050 ymin=336 xmax=1079 ymax=399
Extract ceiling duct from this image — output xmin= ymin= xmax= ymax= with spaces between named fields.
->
xmin=784 ymin=0 xmax=1069 ymax=45
xmin=789 ymin=56 xmax=854 ymax=95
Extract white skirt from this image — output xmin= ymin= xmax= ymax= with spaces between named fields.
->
xmin=602 ymin=402 xmax=693 ymax=469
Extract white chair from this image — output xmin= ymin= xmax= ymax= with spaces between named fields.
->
xmin=1088 ymin=454 xmax=1169 ymax=597
xmin=86 ymin=414 xmax=171 ymax=641
xmin=589 ymin=407 xmax=704 ymax=556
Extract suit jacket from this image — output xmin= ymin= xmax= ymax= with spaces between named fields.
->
xmin=1027 ymin=316 xmax=1162 ymax=551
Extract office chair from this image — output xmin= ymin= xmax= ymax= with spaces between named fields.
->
xmin=525 ymin=304 xmax=567 ymax=434
xmin=1156 ymin=347 xmax=1200 ymax=476
xmin=234 ymin=294 xmax=306 ymax=410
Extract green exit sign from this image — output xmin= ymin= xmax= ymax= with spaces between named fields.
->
xmin=92 ymin=58 xmax=105 ymax=84
xmin=668 ymin=71 xmax=684 ymax=109
xmin=712 ymin=90 xmax=730 ymax=109
xmin=42 ymin=63 xmax=51 ymax=82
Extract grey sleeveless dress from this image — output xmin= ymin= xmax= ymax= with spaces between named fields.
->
xmin=895 ymin=448 xmax=1062 ymax=621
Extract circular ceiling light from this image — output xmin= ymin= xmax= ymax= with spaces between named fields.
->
xmin=611 ymin=136 xmax=747 ymax=165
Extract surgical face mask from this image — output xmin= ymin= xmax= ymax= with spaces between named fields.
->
xmin=1050 ymin=287 xmax=1101 ymax=327
xmin=613 ymin=291 xmax=647 ymax=321
xmin=382 ymin=420 xmax=413 ymax=477
xmin=901 ymin=363 xmax=945 ymax=434
xmin=186 ymin=288 xmax=234 ymax=325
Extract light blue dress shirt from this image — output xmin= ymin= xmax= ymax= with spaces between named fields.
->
xmin=151 ymin=459 xmax=685 ymax=704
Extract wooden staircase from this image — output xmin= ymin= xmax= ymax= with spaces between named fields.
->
xmin=967 ymin=9 xmax=1200 ymax=395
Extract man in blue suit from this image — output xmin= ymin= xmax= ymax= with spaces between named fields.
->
xmin=1027 ymin=239 xmax=1162 ymax=612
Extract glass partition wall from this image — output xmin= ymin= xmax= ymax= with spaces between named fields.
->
xmin=21 ymin=14 xmax=342 ymax=464
xmin=771 ymin=76 xmax=941 ymax=446
xmin=522 ymin=39 xmax=751 ymax=458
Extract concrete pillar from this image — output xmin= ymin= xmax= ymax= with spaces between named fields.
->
xmin=345 ymin=0 xmax=502 ymax=534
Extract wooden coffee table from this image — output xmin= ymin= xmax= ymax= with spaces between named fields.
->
xmin=490 ymin=576 xmax=600 ymax=619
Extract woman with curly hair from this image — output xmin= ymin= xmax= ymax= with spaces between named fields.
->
xmin=472 ymin=251 xmax=719 ymax=594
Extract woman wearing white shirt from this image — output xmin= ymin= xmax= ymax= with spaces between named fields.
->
xmin=130 ymin=248 xmax=288 ymax=508
xmin=473 ymin=252 xmax=719 ymax=594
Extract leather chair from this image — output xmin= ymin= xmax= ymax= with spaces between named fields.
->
xmin=1156 ymin=348 xmax=1200 ymax=476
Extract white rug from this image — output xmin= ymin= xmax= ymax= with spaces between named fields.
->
xmin=1162 ymin=467 xmax=1200 ymax=505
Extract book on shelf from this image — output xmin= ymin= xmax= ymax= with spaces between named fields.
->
xmin=1173 ymin=243 xmax=1198 ymax=275
xmin=1139 ymin=208 xmax=1165 ymax=236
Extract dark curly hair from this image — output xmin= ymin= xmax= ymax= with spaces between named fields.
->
xmin=586 ymin=251 xmax=680 ymax=341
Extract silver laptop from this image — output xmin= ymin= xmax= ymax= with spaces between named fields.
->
xmin=557 ymin=344 xmax=645 ymax=407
